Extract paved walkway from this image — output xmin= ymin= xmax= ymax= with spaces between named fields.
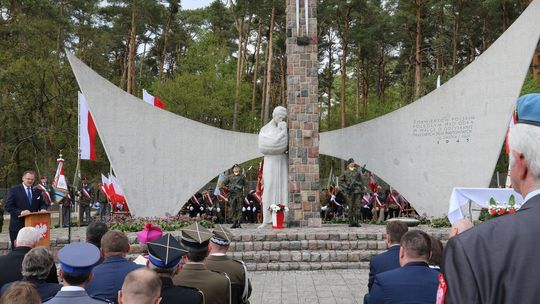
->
xmin=250 ymin=269 xmax=368 ymax=304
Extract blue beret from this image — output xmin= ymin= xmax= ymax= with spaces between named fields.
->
xmin=516 ymin=93 xmax=540 ymax=127
xmin=58 ymin=242 xmax=100 ymax=274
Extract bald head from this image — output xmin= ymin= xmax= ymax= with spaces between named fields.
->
xmin=16 ymin=227 xmax=40 ymax=248
xmin=119 ymin=269 xmax=161 ymax=304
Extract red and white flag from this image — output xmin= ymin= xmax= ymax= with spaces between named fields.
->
xmin=79 ymin=92 xmax=97 ymax=160
xmin=143 ymin=89 xmax=166 ymax=109
xmin=52 ymin=157 xmax=69 ymax=203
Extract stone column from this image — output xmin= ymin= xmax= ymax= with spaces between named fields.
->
xmin=286 ymin=0 xmax=320 ymax=227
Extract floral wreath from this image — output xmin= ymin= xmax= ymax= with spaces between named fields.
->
xmin=269 ymin=203 xmax=289 ymax=212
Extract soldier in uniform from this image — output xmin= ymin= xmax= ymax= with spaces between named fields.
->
xmin=173 ymin=222 xmax=231 ymax=304
xmin=339 ymin=158 xmax=367 ymax=227
xmin=38 ymin=176 xmax=55 ymax=208
xmin=206 ymin=225 xmax=251 ymax=304
xmin=223 ymin=164 xmax=246 ymax=228
xmin=78 ymin=177 xmax=93 ymax=225
xmin=146 ymin=234 xmax=204 ymax=304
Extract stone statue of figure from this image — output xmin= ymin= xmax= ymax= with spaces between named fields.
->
xmin=258 ymin=106 xmax=288 ymax=228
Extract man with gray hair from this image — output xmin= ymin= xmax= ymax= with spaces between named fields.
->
xmin=0 ymin=227 xmax=58 ymax=288
xmin=448 ymin=218 xmax=473 ymax=238
xmin=0 ymin=247 xmax=61 ymax=301
xmin=118 ymin=269 xmax=161 ymax=304
xmin=443 ymin=94 xmax=540 ymax=303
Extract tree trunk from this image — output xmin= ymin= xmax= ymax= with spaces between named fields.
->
xmin=232 ymin=16 xmax=245 ymax=131
xmin=251 ymin=23 xmax=263 ymax=113
xmin=414 ymin=0 xmax=422 ymax=100
xmin=280 ymin=56 xmax=286 ymax=105
xmin=159 ymin=13 xmax=172 ymax=79
xmin=339 ymin=6 xmax=351 ymax=129
xmin=263 ymin=5 xmax=276 ymax=124
xmin=126 ymin=0 xmax=137 ymax=95
xmin=451 ymin=0 xmax=462 ymax=70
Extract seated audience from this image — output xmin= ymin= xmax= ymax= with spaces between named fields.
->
xmin=45 ymin=242 xmax=107 ymax=303
xmin=86 ymin=231 xmax=142 ymax=303
xmin=86 ymin=222 xmax=109 ymax=249
xmin=0 ymin=281 xmax=41 ymax=304
xmin=367 ymin=230 xmax=439 ymax=304
xmin=448 ymin=218 xmax=473 ymax=238
xmin=0 ymin=227 xmax=58 ymax=289
xmin=0 ymin=247 xmax=61 ymax=301
xmin=428 ymin=235 xmax=443 ymax=271
xmin=118 ymin=269 xmax=161 ymax=304
xmin=146 ymin=234 xmax=203 ymax=304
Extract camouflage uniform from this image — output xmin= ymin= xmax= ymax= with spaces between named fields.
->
xmin=340 ymin=166 xmax=367 ymax=227
xmin=223 ymin=173 xmax=246 ymax=228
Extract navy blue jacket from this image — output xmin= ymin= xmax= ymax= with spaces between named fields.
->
xmin=1 ymin=279 xmax=62 ymax=302
xmin=4 ymin=184 xmax=48 ymax=232
xmin=368 ymin=261 xmax=439 ymax=304
xmin=367 ymin=245 xmax=401 ymax=291
xmin=85 ymin=256 xmax=143 ymax=303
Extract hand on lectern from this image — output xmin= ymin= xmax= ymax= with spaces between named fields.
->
xmin=40 ymin=209 xmax=47 ymax=212
xmin=20 ymin=210 xmax=31 ymax=216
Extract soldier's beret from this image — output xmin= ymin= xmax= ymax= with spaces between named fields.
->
xmin=516 ymin=93 xmax=540 ymax=127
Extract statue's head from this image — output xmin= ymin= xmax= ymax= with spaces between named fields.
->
xmin=272 ymin=106 xmax=287 ymax=123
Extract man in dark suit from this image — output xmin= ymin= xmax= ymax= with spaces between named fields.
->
xmin=86 ymin=231 xmax=142 ymax=303
xmin=4 ymin=170 xmax=48 ymax=248
xmin=0 ymin=227 xmax=58 ymax=289
xmin=45 ymin=242 xmax=109 ymax=303
xmin=146 ymin=234 xmax=203 ymax=304
xmin=206 ymin=225 xmax=251 ymax=304
xmin=367 ymin=230 xmax=439 ymax=304
xmin=443 ymin=93 xmax=540 ymax=303
xmin=173 ymin=222 xmax=231 ymax=304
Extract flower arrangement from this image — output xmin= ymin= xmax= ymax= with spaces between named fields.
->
xmin=270 ymin=203 xmax=289 ymax=212
xmin=487 ymin=195 xmax=520 ymax=216
xmin=107 ymin=214 xmax=214 ymax=232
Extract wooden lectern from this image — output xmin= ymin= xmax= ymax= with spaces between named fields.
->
xmin=20 ymin=212 xmax=51 ymax=247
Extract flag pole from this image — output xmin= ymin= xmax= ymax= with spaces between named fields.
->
xmin=74 ymin=93 xmax=82 ymax=227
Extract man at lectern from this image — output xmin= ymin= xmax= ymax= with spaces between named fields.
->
xmin=4 ymin=170 xmax=47 ymax=249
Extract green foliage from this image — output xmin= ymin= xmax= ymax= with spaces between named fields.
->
xmin=430 ymin=217 xmax=452 ymax=228
xmin=107 ymin=214 xmax=215 ymax=232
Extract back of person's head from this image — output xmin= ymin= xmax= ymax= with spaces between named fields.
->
xmin=119 ymin=268 xmax=161 ymax=304
xmin=400 ymin=230 xmax=432 ymax=261
xmin=101 ymin=230 xmax=130 ymax=257
xmin=428 ymin=235 xmax=443 ymax=267
xmin=386 ymin=221 xmax=408 ymax=244
xmin=0 ymin=281 xmax=41 ymax=304
xmin=186 ymin=248 xmax=208 ymax=262
xmin=509 ymin=123 xmax=540 ymax=179
xmin=22 ymin=247 xmax=54 ymax=280
xmin=449 ymin=218 xmax=473 ymax=238
xmin=86 ymin=222 xmax=109 ymax=248
xmin=62 ymin=271 xmax=93 ymax=286
xmin=15 ymin=227 xmax=40 ymax=248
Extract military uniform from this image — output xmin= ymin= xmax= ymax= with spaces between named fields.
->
xmin=173 ymin=223 xmax=231 ymax=304
xmin=223 ymin=166 xmax=246 ymax=228
xmin=78 ymin=179 xmax=94 ymax=225
xmin=340 ymin=159 xmax=367 ymax=227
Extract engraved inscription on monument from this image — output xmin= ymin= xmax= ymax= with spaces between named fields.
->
xmin=412 ymin=115 xmax=475 ymax=144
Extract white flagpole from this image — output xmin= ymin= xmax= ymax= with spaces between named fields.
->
xmin=296 ymin=0 xmax=300 ymax=36
xmin=304 ymin=0 xmax=309 ymax=35
xmin=436 ymin=75 xmax=441 ymax=88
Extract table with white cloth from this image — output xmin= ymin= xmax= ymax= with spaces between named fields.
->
xmin=447 ymin=187 xmax=523 ymax=224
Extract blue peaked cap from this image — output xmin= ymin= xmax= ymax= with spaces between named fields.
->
xmin=516 ymin=93 xmax=540 ymax=127
xmin=58 ymin=242 xmax=100 ymax=274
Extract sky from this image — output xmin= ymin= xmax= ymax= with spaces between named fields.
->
xmin=182 ymin=0 xmax=215 ymax=10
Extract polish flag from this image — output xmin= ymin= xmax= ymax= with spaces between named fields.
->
xmin=79 ymin=92 xmax=97 ymax=160
xmin=505 ymin=110 xmax=516 ymax=154
xmin=143 ymin=89 xmax=166 ymax=109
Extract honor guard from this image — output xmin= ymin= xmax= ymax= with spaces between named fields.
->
xmin=173 ymin=223 xmax=231 ymax=304
xmin=223 ymin=164 xmax=246 ymax=228
xmin=147 ymin=234 xmax=204 ymax=304
xmin=339 ymin=158 xmax=367 ymax=227
xmin=206 ymin=225 xmax=252 ymax=304
xmin=78 ymin=177 xmax=94 ymax=225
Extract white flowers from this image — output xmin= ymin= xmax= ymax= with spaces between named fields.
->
xmin=270 ymin=204 xmax=289 ymax=212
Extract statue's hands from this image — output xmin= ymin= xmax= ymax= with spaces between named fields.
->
xmin=278 ymin=121 xmax=287 ymax=130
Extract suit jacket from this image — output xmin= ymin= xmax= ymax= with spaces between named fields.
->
xmin=368 ymin=261 xmax=439 ymax=304
xmin=443 ymin=193 xmax=540 ymax=304
xmin=86 ymin=256 xmax=143 ymax=303
xmin=160 ymin=277 xmax=203 ymax=304
xmin=173 ymin=263 xmax=231 ymax=304
xmin=4 ymin=184 xmax=47 ymax=232
xmin=1 ymin=279 xmax=62 ymax=302
xmin=367 ymin=245 xmax=400 ymax=291
xmin=44 ymin=289 xmax=109 ymax=304
xmin=205 ymin=255 xmax=252 ymax=304
xmin=0 ymin=246 xmax=58 ymax=288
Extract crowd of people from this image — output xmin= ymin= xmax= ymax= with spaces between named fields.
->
xmin=0 ymin=221 xmax=251 ymax=304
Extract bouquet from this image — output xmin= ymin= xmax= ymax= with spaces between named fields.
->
xmin=269 ymin=203 xmax=289 ymax=212
xmin=487 ymin=194 xmax=520 ymax=216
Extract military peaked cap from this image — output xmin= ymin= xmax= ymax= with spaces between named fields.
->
xmin=211 ymin=224 xmax=233 ymax=246
xmin=147 ymin=234 xmax=187 ymax=268
xmin=181 ymin=222 xmax=213 ymax=251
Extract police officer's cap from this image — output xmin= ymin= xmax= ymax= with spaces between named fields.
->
xmin=147 ymin=234 xmax=188 ymax=268
xmin=58 ymin=242 xmax=100 ymax=274
xmin=210 ymin=225 xmax=232 ymax=246
xmin=181 ymin=222 xmax=213 ymax=251
xmin=516 ymin=93 xmax=540 ymax=127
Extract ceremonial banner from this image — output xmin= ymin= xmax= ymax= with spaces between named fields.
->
xmin=52 ymin=157 xmax=69 ymax=203
xmin=143 ymin=89 xmax=166 ymax=109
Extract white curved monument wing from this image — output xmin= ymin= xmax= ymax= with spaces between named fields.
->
xmin=66 ymin=52 xmax=261 ymax=217
xmin=320 ymin=1 xmax=540 ymax=218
